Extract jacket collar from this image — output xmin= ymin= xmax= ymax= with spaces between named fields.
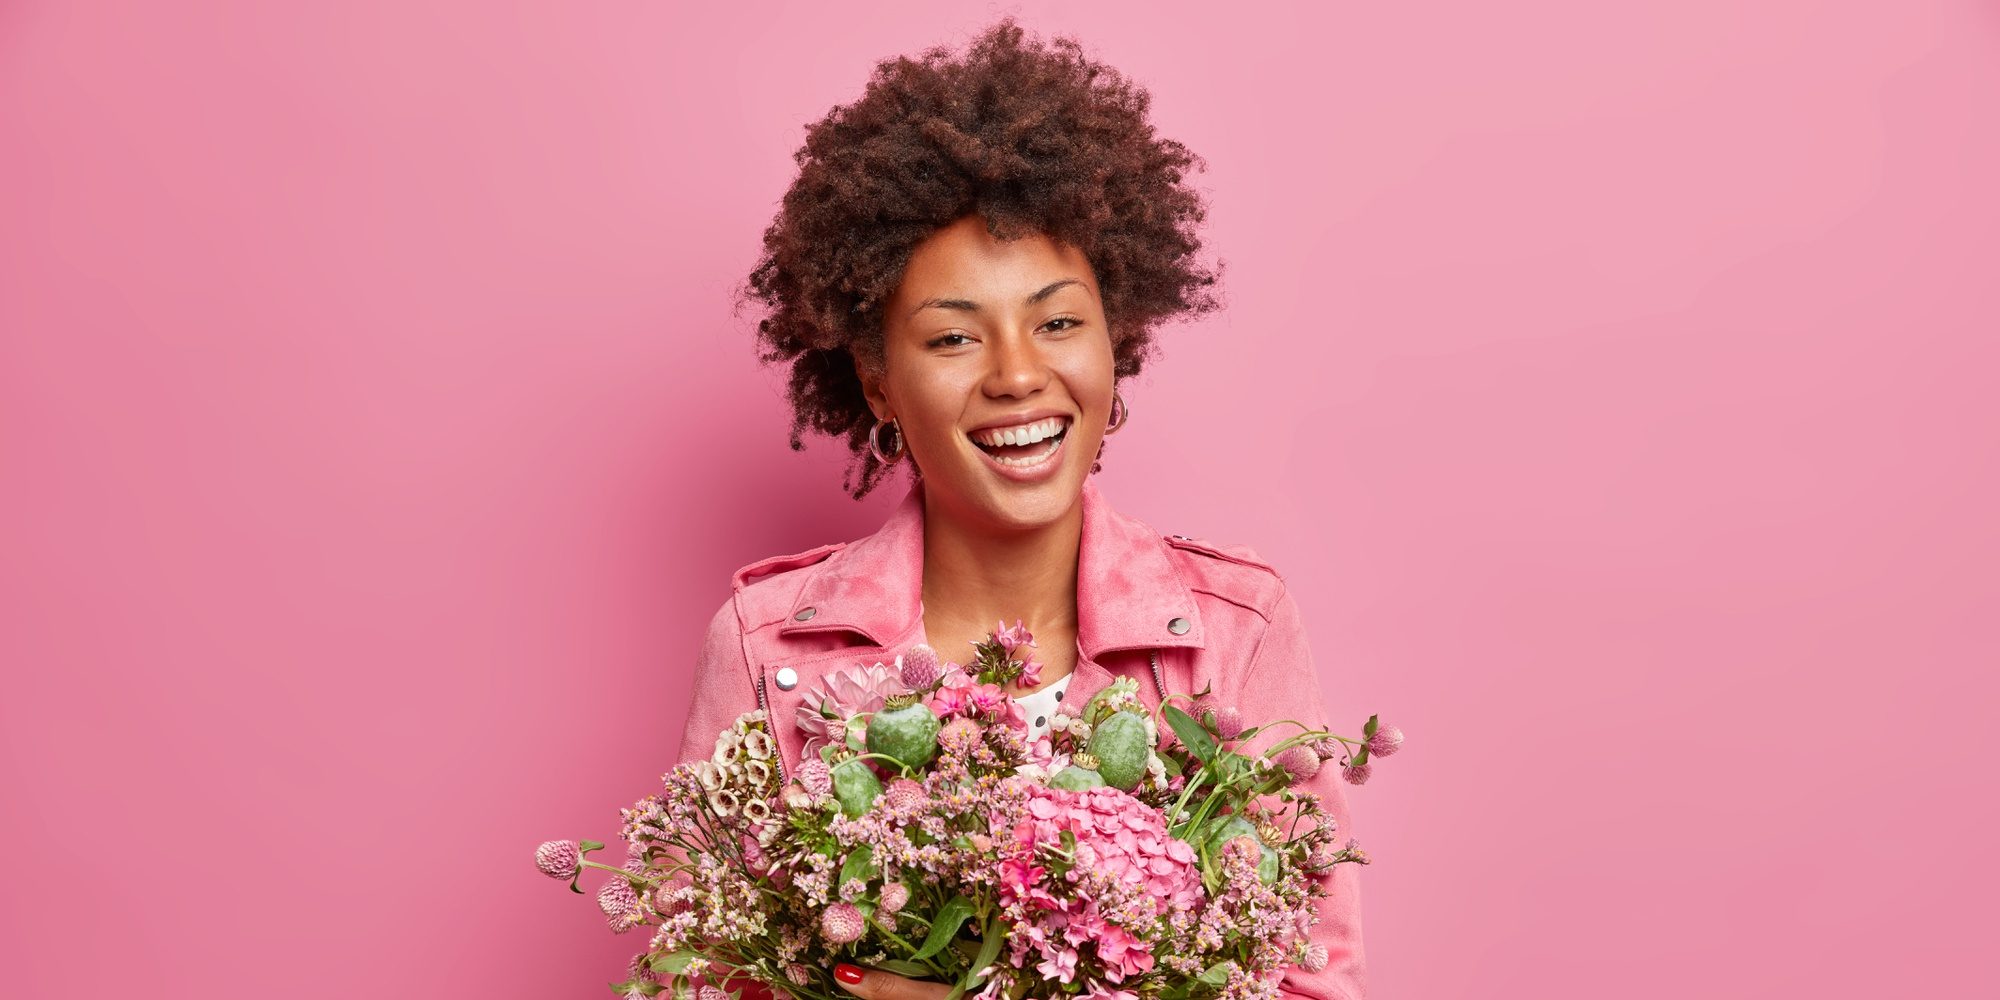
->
xmin=779 ymin=476 xmax=1206 ymax=661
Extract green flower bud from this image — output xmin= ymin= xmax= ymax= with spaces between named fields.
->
xmin=866 ymin=699 xmax=941 ymax=769
xmin=1087 ymin=710 xmax=1150 ymax=790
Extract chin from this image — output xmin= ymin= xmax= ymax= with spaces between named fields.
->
xmin=928 ymin=456 xmax=1087 ymax=534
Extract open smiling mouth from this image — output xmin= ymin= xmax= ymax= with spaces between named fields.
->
xmin=968 ymin=416 xmax=1071 ymax=468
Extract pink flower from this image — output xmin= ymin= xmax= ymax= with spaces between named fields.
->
xmin=797 ymin=757 xmax=832 ymax=797
xmin=820 ymin=901 xmax=866 ymax=944
xmin=995 ymin=619 xmax=1036 ymax=655
xmin=1342 ymin=761 xmax=1372 ymax=785
xmin=534 ymin=840 xmax=579 ymax=880
xmin=938 ymin=716 xmax=982 ymax=754
xmin=1275 ymin=745 xmax=1321 ymax=781
xmin=879 ymin=880 xmax=910 ymax=914
xmin=883 ymin=778 xmax=927 ymax=813
xmin=1035 ymin=944 xmax=1080 ymax=984
xmin=1300 ymin=942 xmax=1330 ymax=973
xmin=1366 ymin=725 xmax=1404 ymax=758
xmin=1211 ymin=705 xmax=1245 ymax=740
xmin=652 ymin=875 xmax=692 ymax=916
xmin=929 ymin=683 xmax=970 ymax=718
xmin=596 ymin=880 xmax=636 ymax=924
xmin=1017 ymin=655 xmax=1043 ymax=687
xmin=1083 ymin=987 xmax=1140 ymax=1000
xmin=1093 ymin=925 xmax=1155 ymax=981
xmin=796 ymin=662 xmax=902 ymax=742
xmin=899 ymin=644 xmax=944 ymax=689
xmin=967 ymin=683 xmax=1011 ymax=717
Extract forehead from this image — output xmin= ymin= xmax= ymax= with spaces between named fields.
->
xmin=890 ymin=217 xmax=1096 ymax=309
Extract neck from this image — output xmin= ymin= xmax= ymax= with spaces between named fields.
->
xmin=919 ymin=490 xmax=1082 ymax=636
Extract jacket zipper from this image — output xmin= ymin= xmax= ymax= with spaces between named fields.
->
xmin=1149 ymin=648 xmax=1167 ymax=702
xmin=756 ymin=673 xmax=788 ymax=785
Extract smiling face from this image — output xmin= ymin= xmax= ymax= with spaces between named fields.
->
xmin=861 ymin=214 xmax=1118 ymax=533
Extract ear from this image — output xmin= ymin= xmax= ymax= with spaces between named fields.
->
xmin=857 ymin=355 xmax=892 ymax=422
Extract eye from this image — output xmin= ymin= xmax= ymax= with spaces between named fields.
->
xmin=1043 ymin=316 xmax=1082 ymax=332
xmin=927 ymin=332 xmax=973 ymax=348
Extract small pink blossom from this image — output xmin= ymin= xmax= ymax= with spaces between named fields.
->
xmin=797 ymin=757 xmax=832 ymax=797
xmin=1300 ymin=942 xmax=1330 ymax=972
xmin=879 ymin=880 xmax=910 ymax=914
xmin=1366 ymin=725 xmax=1404 ymax=758
xmin=995 ymin=619 xmax=1036 ymax=655
xmin=1275 ymin=745 xmax=1321 ymax=781
xmin=1342 ymin=761 xmax=1372 ymax=785
xmin=899 ymin=643 xmax=945 ymax=689
xmin=820 ymin=901 xmax=866 ymax=944
xmin=534 ymin=840 xmax=579 ymax=880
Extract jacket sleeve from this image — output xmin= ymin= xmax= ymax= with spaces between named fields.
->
xmin=1229 ymin=581 xmax=1369 ymax=1000
xmin=673 ymin=592 xmax=763 ymax=769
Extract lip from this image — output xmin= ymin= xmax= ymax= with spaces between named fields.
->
xmin=965 ymin=409 xmax=1075 ymax=435
xmin=968 ymin=418 xmax=1071 ymax=484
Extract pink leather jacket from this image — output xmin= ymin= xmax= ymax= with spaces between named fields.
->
xmin=674 ymin=476 xmax=1368 ymax=1000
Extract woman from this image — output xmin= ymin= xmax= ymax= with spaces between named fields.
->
xmin=675 ymin=18 xmax=1367 ymax=1000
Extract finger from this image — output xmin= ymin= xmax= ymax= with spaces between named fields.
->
xmin=832 ymin=964 xmax=955 ymax=1000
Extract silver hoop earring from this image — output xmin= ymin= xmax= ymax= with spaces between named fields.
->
xmin=1105 ymin=389 xmax=1130 ymax=435
xmin=868 ymin=417 xmax=906 ymax=465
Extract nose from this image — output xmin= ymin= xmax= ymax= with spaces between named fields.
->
xmin=981 ymin=328 xmax=1053 ymax=399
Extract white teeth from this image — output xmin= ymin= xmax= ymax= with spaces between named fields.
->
xmin=971 ymin=416 xmax=1067 ymax=448
xmin=987 ymin=432 xmax=1064 ymax=467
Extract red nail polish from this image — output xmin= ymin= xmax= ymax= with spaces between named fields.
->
xmin=835 ymin=964 xmax=864 ymax=985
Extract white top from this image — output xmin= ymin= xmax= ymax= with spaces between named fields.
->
xmin=1013 ymin=670 xmax=1075 ymax=743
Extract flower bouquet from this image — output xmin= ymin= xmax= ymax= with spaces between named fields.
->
xmin=536 ymin=624 xmax=1402 ymax=1000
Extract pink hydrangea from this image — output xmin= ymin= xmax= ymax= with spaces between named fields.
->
xmin=1012 ymin=785 xmax=1203 ymax=912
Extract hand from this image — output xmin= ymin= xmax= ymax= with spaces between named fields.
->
xmin=833 ymin=963 xmax=956 ymax=1000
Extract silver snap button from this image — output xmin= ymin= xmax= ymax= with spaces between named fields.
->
xmin=1167 ymin=616 xmax=1191 ymax=635
xmin=774 ymin=666 xmax=799 ymax=690
xmin=793 ymin=607 xmax=817 ymax=621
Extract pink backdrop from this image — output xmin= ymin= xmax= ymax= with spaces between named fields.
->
xmin=4 ymin=1 xmax=1995 ymax=997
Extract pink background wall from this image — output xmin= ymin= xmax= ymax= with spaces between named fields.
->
xmin=4 ymin=1 xmax=1994 ymax=996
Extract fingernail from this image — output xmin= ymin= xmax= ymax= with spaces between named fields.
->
xmin=835 ymin=964 xmax=864 ymax=985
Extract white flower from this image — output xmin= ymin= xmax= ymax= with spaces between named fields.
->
xmin=743 ymin=729 xmax=776 ymax=760
xmin=707 ymin=788 xmax=740 ymax=816
xmin=745 ymin=759 xmax=773 ymax=788
xmin=694 ymin=760 xmax=723 ymax=791
xmin=712 ymin=730 xmax=745 ymax=767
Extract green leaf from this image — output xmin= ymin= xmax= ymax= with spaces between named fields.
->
xmin=1162 ymin=706 xmax=1217 ymax=763
xmin=1160 ymin=753 xmax=1184 ymax=779
xmin=961 ymin=920 xmax=1004 ymax=991
xmin=580 ymin=839 xmax=606 ymax=853
xmin=912 ymin=896 xmax=975 ymax=961
xmin=1363 ymin=714 xmax=1379 ymax=739
xmin=839 ymin=845 xmax=878 ymax=887
xmin=1199 ymin=960 xmax=1235 ymax=986
xmin=650 ymin=951 xmax=701 ymax=974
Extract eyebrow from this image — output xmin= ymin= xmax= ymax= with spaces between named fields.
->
xmin=906 ymin=279 xmax=1088 ymax=321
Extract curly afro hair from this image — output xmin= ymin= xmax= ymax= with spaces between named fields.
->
xmin=736 ymin=16 xmax=1226 ymax=499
